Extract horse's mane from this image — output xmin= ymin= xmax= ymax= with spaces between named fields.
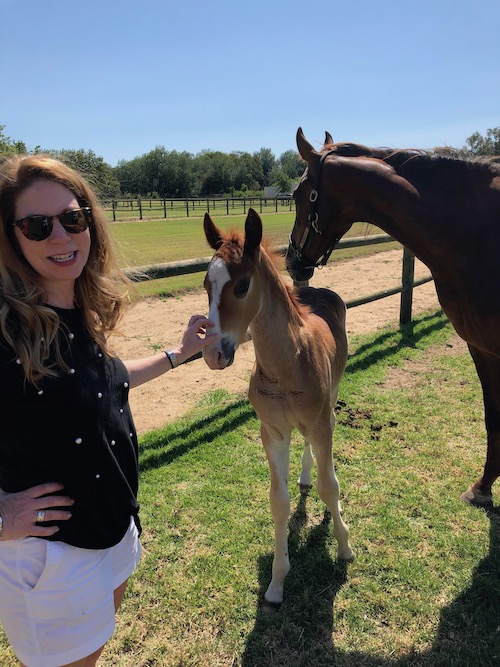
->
xmin=324 ymin=142 xmax=500 ymax=174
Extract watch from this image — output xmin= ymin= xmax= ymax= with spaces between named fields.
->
xmin=165 ymin=349 xmax=179 ymax=369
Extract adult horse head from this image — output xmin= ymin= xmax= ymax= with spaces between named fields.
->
xmin=286 ymin=127 xmax=500 ymax=507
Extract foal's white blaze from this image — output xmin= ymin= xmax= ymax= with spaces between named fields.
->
xmin=207 ymin=257 xmax=231 ymax=335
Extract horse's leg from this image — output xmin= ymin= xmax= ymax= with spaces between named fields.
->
xmin=461 ymin=345 xmax=500 ymax=506
xmin=260 ymin=421 xmax=292 ymax=608
xmin=298 ymin=439 xmax=314 ymax=493
xmin=310 ymin=414 xmax=353 ymax=560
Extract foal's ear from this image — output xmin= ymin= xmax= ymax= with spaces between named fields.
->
xmin=244 ymin=208 xmax=263 ymax=254
xmin=203 ymin=213 xmax=224 ymax=250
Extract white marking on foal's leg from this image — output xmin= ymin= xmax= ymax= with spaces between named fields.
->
xmin=261 ymin=426 xmax=291 ymax=608
xmin=298 ymin=440 xmax=314 ymax=493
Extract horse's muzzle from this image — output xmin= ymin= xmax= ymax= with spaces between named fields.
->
xmin=285 ymin=244 xmax=315 ymax=282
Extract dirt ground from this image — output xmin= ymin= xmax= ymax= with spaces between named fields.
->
xmin=110 ymin=249 xmax=442 ymax=435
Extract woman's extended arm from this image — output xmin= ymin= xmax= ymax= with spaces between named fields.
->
xmin=123 ymin=314 xmax=216 ymax=388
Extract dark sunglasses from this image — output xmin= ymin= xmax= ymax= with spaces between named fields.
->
xmin=13 ymin=207 xmax=92 ymax=241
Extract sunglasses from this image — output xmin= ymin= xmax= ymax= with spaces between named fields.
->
xmin=13 ymin=207 xmax=92 ymax=241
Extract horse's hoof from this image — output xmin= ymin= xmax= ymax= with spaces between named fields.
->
xmin=261 ymin=598 xmax=282 ymax=614
xmin=460 ymin=486 xmax=493 ymax=507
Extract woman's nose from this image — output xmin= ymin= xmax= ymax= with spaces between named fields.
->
xmin=48 ymin=218 xmax=71 ymax=241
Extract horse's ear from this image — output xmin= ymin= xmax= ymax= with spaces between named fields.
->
xmin=324 ymin=131 xmax=334 ymax=146
xmin=244 ymin=208 xmax=263 ymax=254
xmin=296 ymin=127 xmax=319 ymax=170
xmin=203 ymin=213 xmax=224 ymax=250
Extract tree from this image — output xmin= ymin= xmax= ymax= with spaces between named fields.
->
xmin=0 ymin=125 xmax=27 ymax=158
xmin=51 ymin=149 xmax=121 ymax=199
xmin=277 ymin=149 xmax=305 ymax=178
xmin=464 ymin=127 xmax=500 ymax=156
xmin=254 ymin=148 xmax=276 ymax=187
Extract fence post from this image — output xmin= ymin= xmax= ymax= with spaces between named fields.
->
xmin=138 ymin=199 xmax=142 ymax=220
xmin=186 ymin=199 xmax=189 ymax=218
xmin=400 ymin=247 xmax=415 ymax=326
xmin=112 ymin=201 xmax=116 ymax=222
xmin=226 ymin=198 xmax=229 ymax=215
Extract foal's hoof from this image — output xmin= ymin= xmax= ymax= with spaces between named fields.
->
xmin=460 ymin=486 xmax=493 ymax=507
xmin=338 ymin=545 xmax=354 ymax=562
xmin=261 ymin=598 xmax=282 ymax=614
xmin=299 ymin=483 xmax=313 ymax=495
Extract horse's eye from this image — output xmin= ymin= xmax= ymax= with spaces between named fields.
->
xmin=234 ymin=277 xmax=250 ymax=298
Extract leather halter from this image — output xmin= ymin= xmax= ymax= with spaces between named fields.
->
xmin=290 ymin=149 xmax=341 ymax=268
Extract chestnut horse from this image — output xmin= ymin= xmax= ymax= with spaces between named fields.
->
xmin=286 ymin=127 xmax=500 ymax=507
xmin=202 ymin=208 xmax=352 ymax=608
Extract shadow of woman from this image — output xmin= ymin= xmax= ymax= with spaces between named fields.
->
xmin=241 ymin=505 xmax=500 ymax=667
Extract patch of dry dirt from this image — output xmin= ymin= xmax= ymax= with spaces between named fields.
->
xmin=110 ymin=249 xmax=442 ymax=435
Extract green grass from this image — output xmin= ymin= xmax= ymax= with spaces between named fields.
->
xmin=110 ymin=212 xmax=400 ymax=298
xmin=3 ymin=310 xmax=495 ymax=665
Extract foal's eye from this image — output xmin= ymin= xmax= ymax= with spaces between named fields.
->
xmin=234 ymin=277 xmax=250 ymax=298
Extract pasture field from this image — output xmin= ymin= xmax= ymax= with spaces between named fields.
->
xmin=109 ymin=212 xmax=400 ymax=298
xmin=2 ymin=310 xmax=496 ymax=665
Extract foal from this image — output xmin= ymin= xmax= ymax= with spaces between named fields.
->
xmin=202 ymin=208 xmax=352 ymax=608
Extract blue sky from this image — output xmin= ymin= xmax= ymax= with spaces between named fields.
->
xmin=3 ymin=0 xmax=499 ymax=166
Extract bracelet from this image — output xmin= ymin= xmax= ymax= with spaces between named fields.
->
xmin=164 ymin=350 xmax=179 ymax=369
xmin=0 ymin=513 xmax=3 ymax=539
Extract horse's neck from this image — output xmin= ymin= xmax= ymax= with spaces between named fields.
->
xmin=334 ymin=160 xmax=441 ymax=265
xmin=249 ymin=256 xmax=303 ymax=372
xmin=334 ymin=156 xmax=498 ymax=268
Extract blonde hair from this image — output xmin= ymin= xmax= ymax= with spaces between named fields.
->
xmin=0 ymin=154 xmax=133 ymax=382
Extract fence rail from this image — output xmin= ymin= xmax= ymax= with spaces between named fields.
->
xmin=104 ymin=196 xmax=294 ymax=221
xmin=125 ymin=233 xmax=434 ymax=328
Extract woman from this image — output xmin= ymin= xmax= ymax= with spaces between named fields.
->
xmin=0 ymin=154 xmax=216 ymax=667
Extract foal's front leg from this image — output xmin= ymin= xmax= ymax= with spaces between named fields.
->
xmin=260 ymin=422 xmax=292 ymax=608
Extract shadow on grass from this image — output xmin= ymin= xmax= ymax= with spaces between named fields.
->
xmin=241 ymin=493 xmax=350 ymax=667
xmin=139 ymin=398 xmax=256 ymax=472
xmin=241 ymin=506 xmax=500 ymax=667
xmin=346 ymin=309 xmax=449 ymax=375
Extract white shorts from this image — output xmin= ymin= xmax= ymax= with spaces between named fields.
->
xmin=0 ymin=517 xmax=142 ymax=667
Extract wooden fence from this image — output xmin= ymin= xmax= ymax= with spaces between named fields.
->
xmin=104 ymin=196 xmax=294 ymax=221
xmin=125 ymin=233 xmax=434 ymax=327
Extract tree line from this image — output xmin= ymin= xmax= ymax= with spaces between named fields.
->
xmin=1 ymin=124 xmax=499 ymax=201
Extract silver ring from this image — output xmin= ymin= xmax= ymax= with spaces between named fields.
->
xmin=36 ymin=510 xmax=46 ymax=523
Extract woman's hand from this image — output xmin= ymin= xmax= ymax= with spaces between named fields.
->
xmin=0 ymin=482 xmax=74 ymax=540
xmin=175 ymin=314 xmax=217 ymax=362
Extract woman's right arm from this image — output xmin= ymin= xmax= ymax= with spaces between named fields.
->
xmin=0 ymin=482 xmax=74 ymax=540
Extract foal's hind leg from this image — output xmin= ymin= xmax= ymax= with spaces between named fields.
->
xmin=298 ymin=440 xmax=314 ymax=493
xmin=260 ymin=422 xmax=292 ymax=608
xmin=310 ymin=418 xmax=353 ymax=560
